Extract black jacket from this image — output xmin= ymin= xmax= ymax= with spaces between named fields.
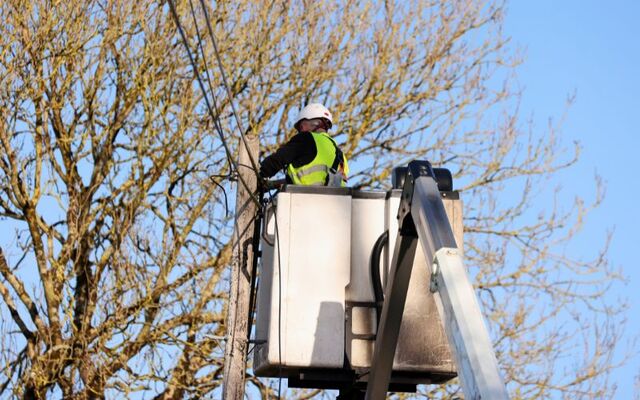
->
xmin=259 ymin=132 xmax=319 ymax=180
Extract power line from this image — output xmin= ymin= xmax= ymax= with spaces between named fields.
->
xmin=188 ymin=0 xmax=263 ymax=210
xmin=187 ymin=0 xmax=227 ymax=147
xmin=166 ymin=0 xmax=261 ymax=208
xmin=168 ymin=3 xmax=274 ymax=397
xmin=198 ymin=0 xmax=261 ymax=175
xmin=166 ymin=0 xmax=232 ymax=172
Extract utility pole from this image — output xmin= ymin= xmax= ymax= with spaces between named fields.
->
xmin=223 ymin=134 xmax=260 ymax=399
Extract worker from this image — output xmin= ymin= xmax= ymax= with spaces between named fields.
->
xmin=259 ymin=103 xmax=349 ymax=187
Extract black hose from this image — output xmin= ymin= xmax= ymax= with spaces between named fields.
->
xmin=370 ymin=230 xmax=388 ymax=325
xmin=246 ymin=194 xmax=265 ymax=343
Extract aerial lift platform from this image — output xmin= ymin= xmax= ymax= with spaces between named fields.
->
xmin=252 ymin=160 xmax=509 ymax=399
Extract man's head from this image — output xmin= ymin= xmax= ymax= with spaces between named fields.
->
xmin=294 ymin=103 xmax=333 ymax=133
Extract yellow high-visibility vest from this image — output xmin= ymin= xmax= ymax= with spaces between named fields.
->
xmin=286 ymin=132 xmax=349 ymax=186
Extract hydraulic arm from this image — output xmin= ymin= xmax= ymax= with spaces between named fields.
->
xmin=365 ymin=161 xmax=509 ymax=400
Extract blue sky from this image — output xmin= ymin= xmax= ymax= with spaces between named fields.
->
xmin=504 ymin=1 xmax=639 ymax=397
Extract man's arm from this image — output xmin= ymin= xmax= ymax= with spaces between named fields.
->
xmin=259 ymin=132 xmax=316 ymax=178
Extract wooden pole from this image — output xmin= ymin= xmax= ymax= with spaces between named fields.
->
xmin=223 ymin=134 xmax=260 ymax=399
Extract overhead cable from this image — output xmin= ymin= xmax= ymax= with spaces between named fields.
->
xmin=198 ymin=0 xmax=261 ymax=175
xmin=166 ymin=0 xmax=261 ymax=207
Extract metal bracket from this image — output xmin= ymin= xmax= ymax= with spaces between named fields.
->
xmin=430 ymin=261 xmax=439 ymax=293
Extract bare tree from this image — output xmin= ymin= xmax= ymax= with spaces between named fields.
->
xmin=0 ymin=0 xmax=626 ymax=399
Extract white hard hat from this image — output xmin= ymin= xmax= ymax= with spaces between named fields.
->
xmin=294 ymin=103 xmax=333 ymax=129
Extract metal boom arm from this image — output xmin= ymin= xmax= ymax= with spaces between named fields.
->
xmin=365 ymin=160 xmax=509 ymax=400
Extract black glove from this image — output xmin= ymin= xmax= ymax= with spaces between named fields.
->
xmin=257 ymin=173 xmax=269 ymax=193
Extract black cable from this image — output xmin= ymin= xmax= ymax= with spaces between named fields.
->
xmin=170 ymin=4 xmax=285 ymax=396
xmin=187 ymin=0 xmax=228 ymax=146
xmin=188 ymin=0 xmax=260 ymax=189
xmin=208 ymin=175 xmax=230 ymax=218
xmin=185 ymin=0 xmax=236 ymax=218
xmin=371 ymin=230 xmax=388 ymax=325
xmin=167 ymin=0 xmax=234 ymax=174
xmin=166 ymin=0 xmax=261 ymax=208
xmin=246 ymin=194 xmax=265 ymax=344
xmin=198 ymin=0 xmax=261 ymax=176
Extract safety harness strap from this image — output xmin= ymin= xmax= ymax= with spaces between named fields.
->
xmin=330 ymin=141 xmax=343 ymax=174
